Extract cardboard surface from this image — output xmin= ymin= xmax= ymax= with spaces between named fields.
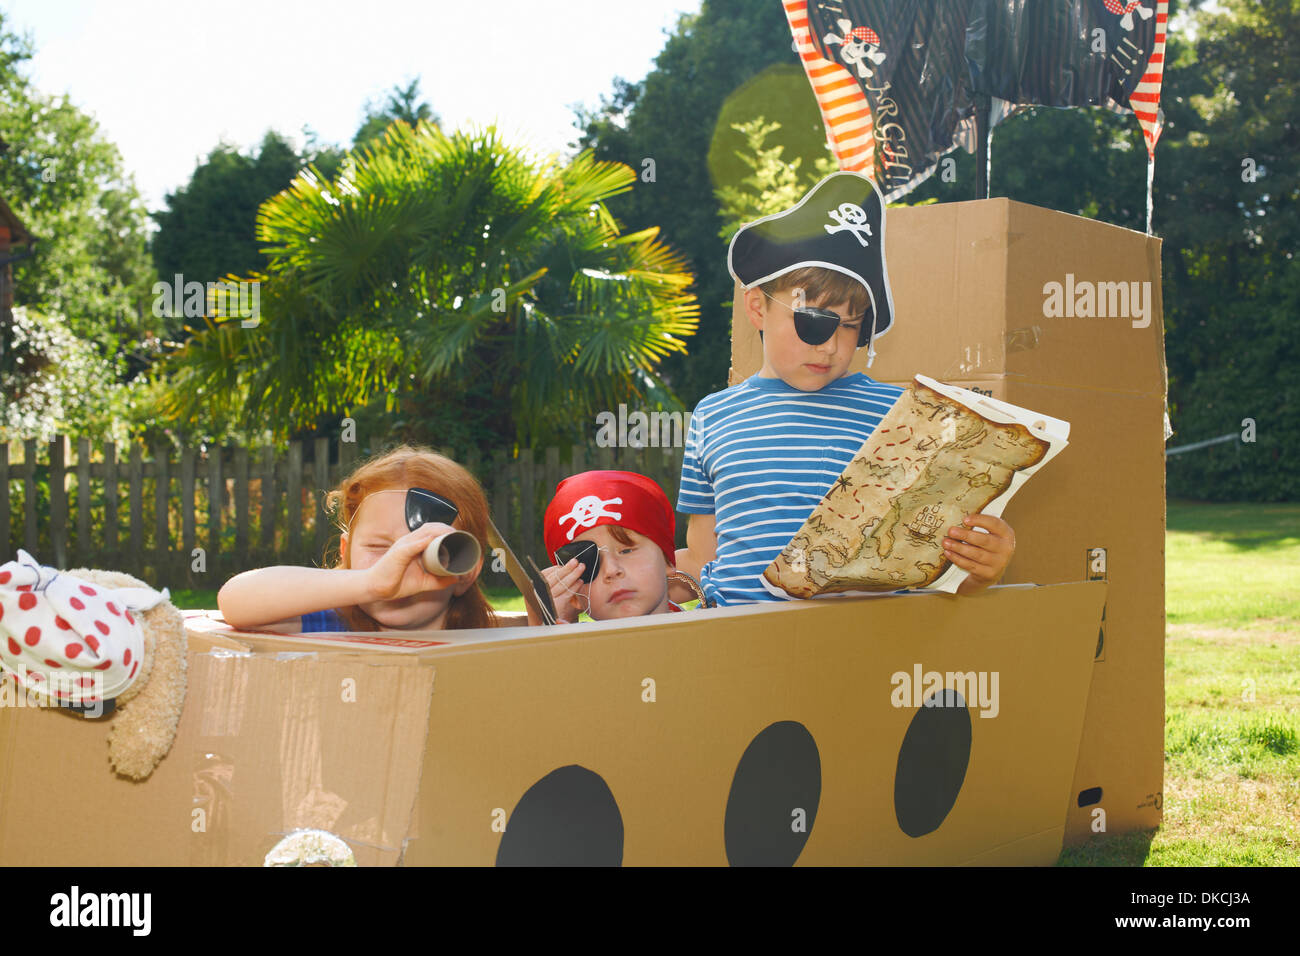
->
xmin=0 ymin=648 xmax=432 ymax=866
xmin=405 ymin=583 xmax=1104 ymax=865
xmin=1 ymin=584 xmax=1102 ymax=866
xmin=729 ymin=197 xmax=1166 ymax=843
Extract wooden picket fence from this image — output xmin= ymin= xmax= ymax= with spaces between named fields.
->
xmin=0 ymin=436 xmax=686 ymax=593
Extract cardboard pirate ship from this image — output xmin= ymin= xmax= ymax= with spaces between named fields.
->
xmin=0 ymin=198 xmax=1162 ymax=865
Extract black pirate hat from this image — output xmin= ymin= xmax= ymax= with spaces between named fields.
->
xmin=728 ymin=171 xmax=894 ymax=352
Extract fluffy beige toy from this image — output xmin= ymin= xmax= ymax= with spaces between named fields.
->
xmin=69 ymin=567 xmax=188 ymax=780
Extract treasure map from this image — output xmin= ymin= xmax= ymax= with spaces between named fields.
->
xmin=762 ymin=375 xmax=1070 ymax=598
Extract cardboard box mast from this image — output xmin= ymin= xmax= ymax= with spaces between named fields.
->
xmin=0 ymin=198 xmax=1157 ymax=865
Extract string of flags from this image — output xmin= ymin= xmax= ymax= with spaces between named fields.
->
xmin=785 ymin=0 xmax=1169 ymax=215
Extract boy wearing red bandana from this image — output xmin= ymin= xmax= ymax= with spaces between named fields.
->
xmin=539 ymin=471 xmax=690 ymax=623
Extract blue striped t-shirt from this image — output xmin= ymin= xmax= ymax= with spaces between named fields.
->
xmin=677 ymin=372 xmax=904 ymax=606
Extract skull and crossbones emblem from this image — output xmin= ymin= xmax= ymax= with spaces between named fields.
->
xmin=557 ymin=495 xmax=623 ymax=540
xmin=824 ymin=19 xmax=886 ymax=79
xmin=825 ymin=202 xmax=872 ymax=246
xmin=1102 ymin=0 xmax=1153 ymax=31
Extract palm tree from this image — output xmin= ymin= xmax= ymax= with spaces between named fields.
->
xmin=156 ymin=121 xmax=699 ymax=453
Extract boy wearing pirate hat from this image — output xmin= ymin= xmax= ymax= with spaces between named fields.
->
xmin=539 ymin=471 xmax=705 ymax=622
xmin=673 ymin=171 xmax=1016 ymax=607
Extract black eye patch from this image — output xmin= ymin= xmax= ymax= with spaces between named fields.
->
xmin=555 ymin=539 xmax=601 ymax=584
xmin=405 ymin=488 xmax=458 ymax=532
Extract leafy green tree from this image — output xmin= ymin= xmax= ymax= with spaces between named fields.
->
xmin=0 ymin=10 xmax=156 ymax=371
xmin=354 ymin=77 xmax=439 ymax=150
xmin=576 ymin=0 xmax=805 ymax=402
xmin=151 ymin=130 xmax=345 ymax=287
xmin=1 ymin=306 xmax=141 ymax=442
xmin=155 ymin=121 xmax=698 ymax=455
xmin=1153 ymin=0 xmax=1299 ymax=500
xmin=715 ymin=116 xmax=836 ymax=239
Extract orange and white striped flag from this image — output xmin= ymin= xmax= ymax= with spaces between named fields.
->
xmin=783 ymin=0 xmax=876 ymax=177
xmin=1127 ymin=0 xmax=1168 ymax=157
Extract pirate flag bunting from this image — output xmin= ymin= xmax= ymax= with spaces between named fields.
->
xmin=784 ymin=0 xmax=1168 ymax=202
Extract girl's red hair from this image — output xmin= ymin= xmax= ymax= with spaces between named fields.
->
xmin=324 ymin=444 xmax=498 ymax=631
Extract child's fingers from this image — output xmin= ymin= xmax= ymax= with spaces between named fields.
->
xmin=944 ymin=546 xmax=996 ymax=580
xmin=368 ymin=524 xmax=466 ymax=599
xmin=946 ymin=524 xmax=996 ymax=545
xmin=944 ymin=516 xmax=1015 ymax=584
xmin=548 ymin=581 xmax=585 ymax=623
xmin=944 ymin=548 xmax=978 ymax=574
xmin=942 ymin=536 xmax=998 ymax=571
xmin=555 ymin=566 xmax=588 ymax=600
xmin=547 ymin=576 xmax=569 ymax=604
xmin=373 ymin=523 xmax=448 ymax=575
xmin=946 ymin=520 xmax=1013 ymax=555
xmin=541 ymin=561 xmax=583 ymax=607
xmin=963 ymin=513 xmax=1009 ymax=531
xmin=541 ymin=559 xmax=584 ymax=588
xmin=942 ymin=527 xmax=1001 ymax=556
xmin=397 ymin=522 xmax=456 ymax=557
xmin=560 ymin=560 xmax=586 ymax=587
xmin=956 ymin=514 xmax=1016 ymax=548
xmin=549 ymin=561 xmax=588 ymax=621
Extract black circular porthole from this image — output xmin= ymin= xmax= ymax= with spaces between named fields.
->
xmin=724 ymin=720 xmax=821 ymax=866
xmin=495 ymin=765 xmax=623 ymax=866
xmin=894 ymin=689 xmax=972 ymax=837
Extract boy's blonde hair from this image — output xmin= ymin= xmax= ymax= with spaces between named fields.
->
xmin=762 ymin=266 xmax=872 ymax=319
xmin=324 ymin=444 xmax=497 ymax=631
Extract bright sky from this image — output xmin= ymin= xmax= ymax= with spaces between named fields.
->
xmin=2 ymin=0 xmax=702 ymax=212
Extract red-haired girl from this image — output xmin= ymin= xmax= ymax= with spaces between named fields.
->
xmin=218 ymin=444 xmax=497 ymax=632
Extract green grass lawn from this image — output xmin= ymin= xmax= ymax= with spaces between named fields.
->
xmin=177 ymin=502 xmax=1300 ymax=866
xmin=1057 ymin=500 xmax=1300 ymax=866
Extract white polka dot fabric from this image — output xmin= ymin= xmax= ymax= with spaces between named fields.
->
xmin=0 ymin=550 xmax=168 ymax=705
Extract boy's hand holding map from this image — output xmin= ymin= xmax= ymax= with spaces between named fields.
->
xmin=944 ymin=513 xmax=1017 ymax=593
xmin=762 ymin=375 xmax=1069 ymax=598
